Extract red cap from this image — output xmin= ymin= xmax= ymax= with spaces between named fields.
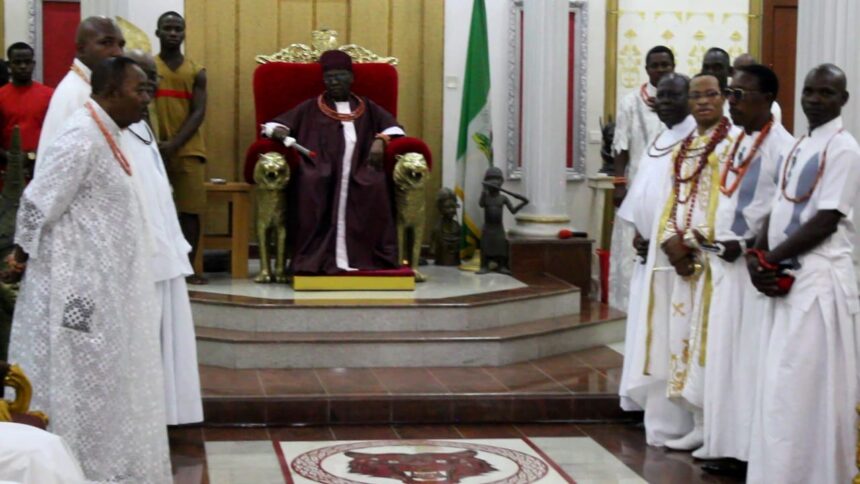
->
xmin=319 ymin=50 xmax=353 ymax=72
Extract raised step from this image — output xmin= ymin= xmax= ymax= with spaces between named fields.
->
xmin=196 ymin=307 xmax=625 ymax=368
xmin=199 ymin=344 xmax=637 ymax=426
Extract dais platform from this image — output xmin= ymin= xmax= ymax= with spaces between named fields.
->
xmin=191 ymin=265 xmax=624 ymax=368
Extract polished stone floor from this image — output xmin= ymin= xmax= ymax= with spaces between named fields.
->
xmin=169 ymin=423 xmax=745 ymax=484
xmin=195 ymin=263 xmax=527 ymax=300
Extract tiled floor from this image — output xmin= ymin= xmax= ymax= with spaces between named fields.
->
xmin=170 ymin=423 xmax=745 ymax=484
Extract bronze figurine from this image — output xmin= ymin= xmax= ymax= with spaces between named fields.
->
xmin=478 ymin=167 xmax=528 ymax=275
xmin=432 ymin=188 xmax=461 ymax=266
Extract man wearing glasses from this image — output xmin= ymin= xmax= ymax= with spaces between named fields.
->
xmin=695 ymin=64 xmax=794 ymax=477
xmin=651 ymin=72 xmax=741 ymax=453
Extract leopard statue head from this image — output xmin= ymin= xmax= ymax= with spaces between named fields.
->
xmin=253 ymin=152 xmax=291 ymax=191
xmin=393 ymin=152 xmax=429 ymax=192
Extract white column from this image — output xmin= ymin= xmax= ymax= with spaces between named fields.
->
xmin=794 ymin=0 xmax=860 ymax=137
xmin=510 ymin=0 xmax=573 ymax=238
xmin=80 ymin=0 xmax=129 ymax=20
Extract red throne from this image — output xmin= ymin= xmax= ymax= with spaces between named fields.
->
xmin=243 ymin=62 xmax=432 ymax=183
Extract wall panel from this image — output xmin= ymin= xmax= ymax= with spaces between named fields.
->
xmin=185 ymin=0 xmax=444 ymax=238
xmin=349 ymin=0 xmax=390 ymax=54
xmin=279 ymin=0 xmax=315 ymax=46
xmin=420 ymin=0 xmax=445 ymax=234
xmin=238 ymin=0 xmax=278 ymax=181
xmin=315 ymin=0 xmax=349 ymax=38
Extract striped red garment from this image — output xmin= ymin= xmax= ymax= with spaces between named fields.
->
xmin=156 ymin=89 xmax=192 ymax=99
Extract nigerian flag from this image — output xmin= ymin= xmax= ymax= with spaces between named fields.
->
xmin=456 ymin=0 xmax=493 ymax=260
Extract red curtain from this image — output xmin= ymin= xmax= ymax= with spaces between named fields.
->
xmin=42 ymin=2 xmax=81 ymax=87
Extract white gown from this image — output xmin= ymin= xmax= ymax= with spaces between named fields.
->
xmin=747 ymin=116 xmax=860 ymax=483
xmin=617 ymin=115 xmax=696 ymax=446
xmin=699 ymin=122 xmax=794 ymax=461
xmin=0 ymin=422 xmax=87 ymax=484
xmin=35 ymin=59 xmax=91 ymax=178
xmin=637 ymin=122 xmax=739 ymax=413
xmin=122 ymin=120 xmax=203 ymax=425
xmin=8 ymin=102 xmax=171 ymax=483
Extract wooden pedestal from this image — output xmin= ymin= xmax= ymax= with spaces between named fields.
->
xmin=509 ymin=235 xmax=593 ymax=298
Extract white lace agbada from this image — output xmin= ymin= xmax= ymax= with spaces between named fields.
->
xmin=609 ymin=84 xmax=664 ymax=309
xmin=8 ymin=102 xmax=171 ymax=483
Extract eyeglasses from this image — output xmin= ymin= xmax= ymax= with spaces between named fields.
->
xmin=688 ymin=90 xmax=722 ymax=101
xmin=723 ymin=87 xmax=762 ymax=100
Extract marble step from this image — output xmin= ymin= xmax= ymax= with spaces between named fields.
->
xmin=199 ymin=345 xmax=635 ymax=426
xmin=195 ymin=306 xmax=626 ymax=368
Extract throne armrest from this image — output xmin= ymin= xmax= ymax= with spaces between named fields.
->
xmin=244 ymin=135 xmax=433 ymax=184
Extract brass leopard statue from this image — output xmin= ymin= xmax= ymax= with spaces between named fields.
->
xmin=253 ymin=152 xmax=290 ymax=283
xmin=393 ymin=153 xmax=430 ymax=282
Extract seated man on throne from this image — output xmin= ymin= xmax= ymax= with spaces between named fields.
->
xmin=262 ymin=50 xmax=405 ymax=274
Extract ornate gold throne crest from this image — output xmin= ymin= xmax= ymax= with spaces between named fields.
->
xmin=255 ymin=29 xmax=398 ymax=65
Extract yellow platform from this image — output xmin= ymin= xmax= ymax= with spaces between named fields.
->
xmin=292 ymin=274 xmax=416 ymax=291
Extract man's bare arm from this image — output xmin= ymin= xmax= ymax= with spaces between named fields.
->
xmin=765 ymin=209 xmax=842 ymax=265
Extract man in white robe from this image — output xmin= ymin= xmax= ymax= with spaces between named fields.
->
xmin=617 ymin=73 xmax=696 ymax=446
xmin=122 ymin=50 xmax=203 ymax=426
xmin=35 ymin=16 xmax=124 ymax=177
xmin=746 ymin=64 xmax=860 ymax=484
xmin=7 ymin=57 xmax=171 ymax=482
xmin=641 ymin=73 xmax=740 ymax=452
xmin=609 ymin=45 xmax=674 ymax=310
xmin=696 ymin=64 xmax=795 ymax=474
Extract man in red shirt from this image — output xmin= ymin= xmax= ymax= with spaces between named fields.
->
xmin=0 ymin=42 xmax=53 ymax=178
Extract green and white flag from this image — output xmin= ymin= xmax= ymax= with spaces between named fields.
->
xmin=456 ymin=0 xmax=493 ymax=260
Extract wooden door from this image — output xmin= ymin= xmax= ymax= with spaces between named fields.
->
xmin=762 ymin=0 xmax=798 ymax=132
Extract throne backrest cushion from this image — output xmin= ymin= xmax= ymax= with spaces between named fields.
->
xmin=252 ymin=62 xmax=399 ymax=135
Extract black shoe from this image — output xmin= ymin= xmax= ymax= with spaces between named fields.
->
xmin=701 ymin=459 xmax=747 ymax=478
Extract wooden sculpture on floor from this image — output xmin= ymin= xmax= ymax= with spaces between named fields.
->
xmin=393 ymin=153 xmax=430 ymax=282
xmin=477 ymin=167 xmax=528 ymax=275
xmin=432 ymin=188 xmax=461 ymax=266
xmin=253 ymin=152 xmax=290 ymax=283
